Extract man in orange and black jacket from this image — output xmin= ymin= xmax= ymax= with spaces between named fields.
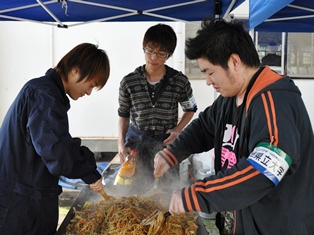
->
xmin=154 ymin=18 xmax=314 ymax=235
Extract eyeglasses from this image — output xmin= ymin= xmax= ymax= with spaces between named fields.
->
xmin=143 ymin=47 xmax=170 ymax=59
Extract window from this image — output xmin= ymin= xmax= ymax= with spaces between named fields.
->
xmin=184 ymin=22 xmax=205 ymax=80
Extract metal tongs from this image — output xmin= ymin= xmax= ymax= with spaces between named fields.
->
xmin=141 ymin=210 xmax=171 ymax=226
xmin=153 ymin=176 xmax=159 ymax=189
xmin=144 ymin=171 xmax=161 ymax=196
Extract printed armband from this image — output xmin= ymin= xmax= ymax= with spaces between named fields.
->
xmin=247 ymin=142 xmax=292 ymax=186
xmin=181 ymin=95 xmax=197 ymax=112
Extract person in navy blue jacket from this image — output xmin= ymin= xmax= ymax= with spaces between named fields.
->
xmin=0 ymin=43 xmax=110 ymax=235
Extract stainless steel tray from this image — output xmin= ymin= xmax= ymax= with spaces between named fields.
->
xmin=56 ymin=186 xmax=209 ymax=235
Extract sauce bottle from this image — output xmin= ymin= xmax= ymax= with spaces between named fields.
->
xmin=114 ymin=149 xmax=137 ymax=185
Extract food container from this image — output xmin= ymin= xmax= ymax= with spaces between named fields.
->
xmin=56 ymin=186 xmax=209 ymax=235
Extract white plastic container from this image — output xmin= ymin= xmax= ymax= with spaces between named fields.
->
xmin=179 ymin=158 xmax=191 ymax=185
xmin=192 ymin=149 xmax=215 ymax=178
xmin=192 ymin=149 xmax=216 ymax=220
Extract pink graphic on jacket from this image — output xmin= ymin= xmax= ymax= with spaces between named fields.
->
xmin=221 ymin=124 xmax=239 ymax=169
xmin=221 ymin=147 xmax=237 ymax=169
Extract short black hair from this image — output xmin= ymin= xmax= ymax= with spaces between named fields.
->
xmin=55 ymin=43 xmax=110 ymax=89
xmin=185 ymin=18 xmax=260 ymax=69
xmin=143 ymin=24 xmax=177 ymax=55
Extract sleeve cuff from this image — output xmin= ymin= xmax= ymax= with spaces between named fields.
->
xmin=157 ymin=148 xmax=179 ymax=167
xmin=81 ymin=169 xmax=101 ymax=184
xmin=181 ymin=184 xmax=202 ymax=212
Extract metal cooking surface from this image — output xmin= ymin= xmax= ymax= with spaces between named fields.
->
xmin=56 ymin=186 xmax=208 ymax=235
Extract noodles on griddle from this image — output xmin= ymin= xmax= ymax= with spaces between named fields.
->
xmin=65 ymin=194 xmax=198 ymax=235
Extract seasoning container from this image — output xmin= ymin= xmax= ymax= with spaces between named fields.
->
xmin=113 ymin=150 xmax=137 ymax=185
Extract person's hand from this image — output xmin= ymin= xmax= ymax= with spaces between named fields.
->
xmin=154 ymin=152 xmax=170 ymax=177
xmin=118 ymin=146 xmax=131 ymax=163
xmin=89 ymin=178 xmax=105 ymax=193
xmin=163 ymin=128 xmax=179 ymax=145
xmin=169 ymin=189 xmax=185 ymax=215
xmin=118 ymin=151 xmax=126 ymax=164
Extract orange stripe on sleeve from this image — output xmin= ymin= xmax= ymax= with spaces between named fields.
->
xmin=184 ymin=187 xmax=193 ymax=211
xmin=195 ymin=165 xmax=255 ymax=188
xmin=196 ymin=171 xmax=260 ymax=193
xmin=267 ymin=91 xmax=279 ymax=146
xmin=190 ymin=184 xmax=201 ymax=211
xmin=261 ymin=93 xmax=273 ymax=142
xmin=164 ymin=149 xmax=178 ymax=165
xmin=158 ymin=151 xmax=174 ymax=166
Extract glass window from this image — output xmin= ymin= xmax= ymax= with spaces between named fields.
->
xmin=185 ymin=22 xmax=204 ymax=80
xmin=287 ymin=33 xmax=314 ymax=77
xmin=184 ymin=20 xmax=249 ymax=80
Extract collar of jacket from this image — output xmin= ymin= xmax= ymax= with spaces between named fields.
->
xmin=45 ymin=68 xmax=70 ymax=111
xmin=245 ymin=66 xmax=283 ymax=114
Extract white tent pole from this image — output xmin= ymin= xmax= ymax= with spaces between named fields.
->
xmin=0 ymin=1 xmax=54 ymax=13
xmin=266 ymin=3 xmax=314 ymax=23
xmin=223 ymin=0 xmax=237 ymax=19
xmin=143 ymin=0 xmax=206 ymax=12
xmin=69 ymin=0 xmax=205 ymax=23
xmin=0 ymin=3 xmax=39 ymax=13
xmin=66 ymin=13 xmax=138 ymax=27
xmin=266 ymin=14 xmax=314 ymax=22
xmin=143 ymin=13 xmax=189 ymax=22
xmin=70 ymin=0 xmax=206 ymax=14
xmin=36 ymin=0 xmax=66 ymax=28
xmin=69 ymin=0 xmax=138 ymax=13
xmin=0 ymin=14 xmax=56 ymax=26
xmin=281 ymin=32 xmax=286 ymax=75
xmin=288 ymin=4 xmax=314 ymax=13
xmin=0 ymin=0 xmax=65 ymax=27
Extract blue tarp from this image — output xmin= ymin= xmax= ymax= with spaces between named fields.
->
xmin=0 ymin=0 xmax=244 ymax=27
xmin=249 ymin=0 xmax=314 ymax=32
xmin=58 ymin=162 xmax=121 ymax=190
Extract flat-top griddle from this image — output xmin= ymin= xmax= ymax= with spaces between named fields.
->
xmin=56 ymin=186 xmax=209 ymax=235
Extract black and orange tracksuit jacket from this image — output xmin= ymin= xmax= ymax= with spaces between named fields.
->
xmin=159 ymin=66 xmax=314 ymax=234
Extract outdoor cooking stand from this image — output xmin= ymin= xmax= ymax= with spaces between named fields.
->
xmin=56 ymin=185 xmax=209 ymax=235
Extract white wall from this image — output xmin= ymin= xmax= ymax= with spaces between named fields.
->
xmin=0 ymin=22 xmax=53 ymax=118
xmin=293 ymin=80 xmax=314 ymax=128
xmin=0 ymin=21 xmax=216 ymax=138
xmin=2 ymin=21 xmax=312 ymax=139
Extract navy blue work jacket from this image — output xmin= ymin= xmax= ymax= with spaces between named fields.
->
xmin=0 ymin=69 xmax=100 ymax=234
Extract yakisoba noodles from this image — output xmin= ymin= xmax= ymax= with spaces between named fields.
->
xmin=65 ymin=194 xmax=198 ymax=235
